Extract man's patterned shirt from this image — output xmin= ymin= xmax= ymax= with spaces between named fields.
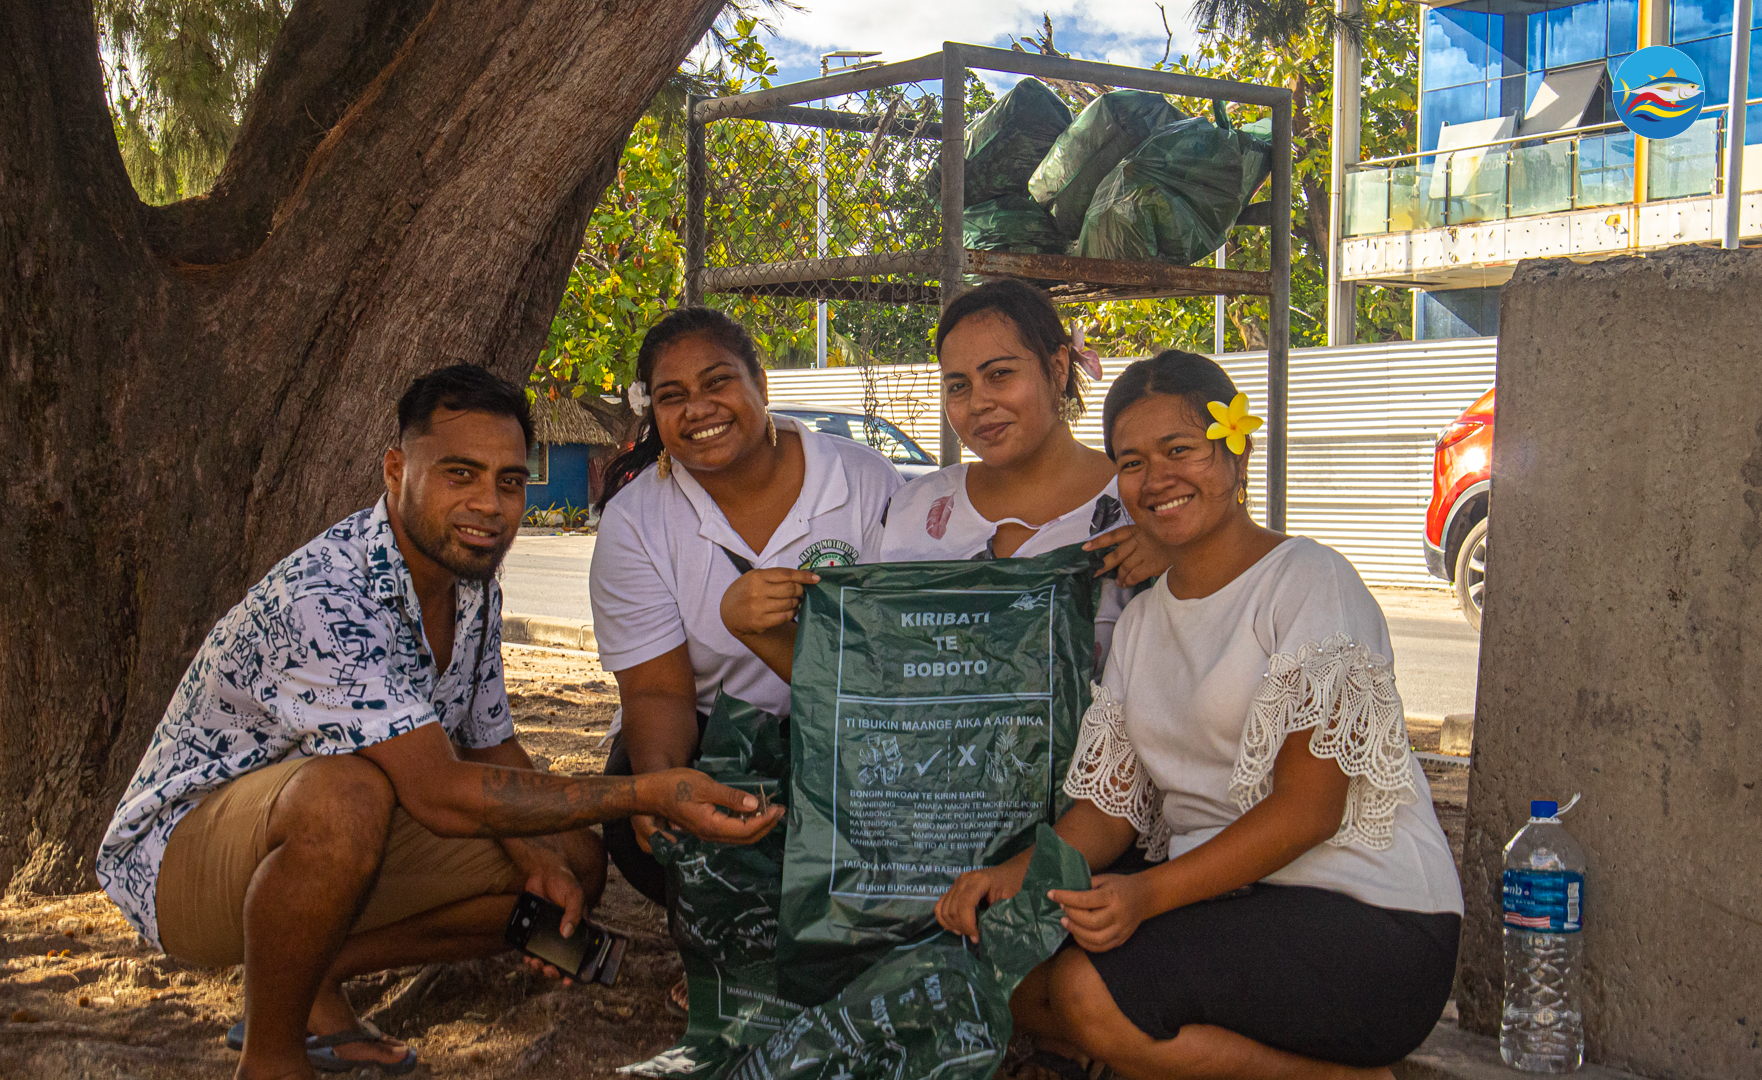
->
xmin=96 ymin=498 xmax=513 ymax=948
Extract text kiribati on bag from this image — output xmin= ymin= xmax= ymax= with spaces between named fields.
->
xmin=778 ymin=545 xmax=1097 ymax=1004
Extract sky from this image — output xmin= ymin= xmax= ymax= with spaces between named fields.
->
xmin=752 ymin=0 xmax=1207 ymax=90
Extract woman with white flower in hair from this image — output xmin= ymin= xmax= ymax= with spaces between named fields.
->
xmin=589 ymin=307 xmax=900 ymax=1013
xmin=935 ymin=350 xmax=1462 ymax=1079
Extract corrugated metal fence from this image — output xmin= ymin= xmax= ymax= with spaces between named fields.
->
xmin=766 ymin=336 xmax=1498 ymax=588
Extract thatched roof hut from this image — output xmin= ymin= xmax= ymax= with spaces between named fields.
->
xmin=532 ymin=397 xmax=618 ymax=446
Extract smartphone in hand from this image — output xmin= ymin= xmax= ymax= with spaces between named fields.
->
xmin=503 ymin=892 xmax=628 ymax=985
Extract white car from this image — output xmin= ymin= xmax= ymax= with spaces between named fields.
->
xmin=771 ymin=403 xmax=940 ymax=480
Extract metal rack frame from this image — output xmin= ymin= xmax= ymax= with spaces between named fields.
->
xmin=685 ymin=42 xmax=1294 ymax=529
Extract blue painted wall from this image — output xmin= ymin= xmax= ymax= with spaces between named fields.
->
xmin=525 ymin=442 xmax=595 ymax=512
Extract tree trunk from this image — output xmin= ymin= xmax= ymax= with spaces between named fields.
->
xmin=0 ymin=0 xmax=723 ymax=894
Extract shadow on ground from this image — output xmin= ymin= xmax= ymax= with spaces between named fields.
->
xmin=0 ymin=647 xmax=1469 ymax=1078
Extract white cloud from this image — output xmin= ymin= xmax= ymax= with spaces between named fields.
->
xmin=758 ymin=0 xmax=1203 ymax=85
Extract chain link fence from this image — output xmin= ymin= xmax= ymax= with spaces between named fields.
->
xmin=700 ymin=79 xmax=946 ymax=368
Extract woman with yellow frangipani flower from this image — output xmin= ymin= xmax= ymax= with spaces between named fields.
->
xmin=937 ymin=351 xmax=1459 ymax=1080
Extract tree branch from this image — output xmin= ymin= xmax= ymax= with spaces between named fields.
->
xmin=140 ymin=0 xmax=434 ymax=266
xmin=2 ymin=0 xmax=148 ymax=260
xmin=216 ymin=0 xmax=725 ymax=566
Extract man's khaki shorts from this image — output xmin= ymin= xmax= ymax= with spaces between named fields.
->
xmin=156 ymin=756 xmax=521 ymax=968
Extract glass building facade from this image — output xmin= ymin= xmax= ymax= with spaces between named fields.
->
xmin=1421 ymin=0 xmax=1762 ymax=156
xmin=1344 ymin=0 xmax=1762 ymax=338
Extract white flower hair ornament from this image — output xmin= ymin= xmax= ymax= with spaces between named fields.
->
xmin=627 ymin=380 xmax=650 ymax=418
xmin=1206 ymin=393 xmax=1263 ymax=455
xmin=1070 ymin=321 xmax=1104 ymax=381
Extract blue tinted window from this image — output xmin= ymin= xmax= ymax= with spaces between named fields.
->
xmin=1529 ymin=11 xmax=1549 ymax=71
xmin=1605 ymin=52 xmax=1632 ymax=109
xmin=1500 ymin=73 xmax=1528 ymax=115
xmin=1548 ymin=0 xmax=1609 ymax=68
xmin=1748 ymin=101 xmax=1762 ymax=144
xmin=1673 ymin=0 xmax=1735 ymax=42
xmin=1609 ymin=0 xmax=1639 ymax=53
xmin=1672 ymin=33 xmax=1732 ymax=104
xmin=1486 ymin=13 xmax=1512 ymax=75
xmin=1426 ymin=7 xmax=1497 ymax=87
xmin=1422 ymin=82 xmax=1493 ymax=151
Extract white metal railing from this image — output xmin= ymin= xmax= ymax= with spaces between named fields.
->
xmin=1344 ymin=99 xmax=1762 ymax=237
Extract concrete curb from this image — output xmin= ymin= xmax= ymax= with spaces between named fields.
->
xmin=502 ymin=613 xmax=596 ymax=654
xmin=1395 ymin=1021 xmax=1646 ymax=1080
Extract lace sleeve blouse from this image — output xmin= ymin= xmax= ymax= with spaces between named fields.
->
xmin=1063 ymin=536 xmax=1463 ymax=915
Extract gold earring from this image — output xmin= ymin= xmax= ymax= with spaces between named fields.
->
xmin=767 ymin=416 xmax=778 ymax=446
xmin=1237 ymin=485 xmax=1247 ymax=504
xmin=657 ymin=449 xmax=672 ymax=480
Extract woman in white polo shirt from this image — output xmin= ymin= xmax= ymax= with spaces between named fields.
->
xmin=589 ymin=308 xmax=900 ymax=938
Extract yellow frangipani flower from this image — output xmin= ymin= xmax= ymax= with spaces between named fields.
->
xmin=600 ymin=370 xmax=616 ymax=391
xmin=1205 ymin=393 xmax=1263 ymax=455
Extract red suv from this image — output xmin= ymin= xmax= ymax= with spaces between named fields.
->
xmin=1425 ymin=388 xmax=1494 ymax=630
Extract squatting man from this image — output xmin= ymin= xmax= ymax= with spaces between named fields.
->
xmin=95 ymin=365 xmax=781 ymax=1079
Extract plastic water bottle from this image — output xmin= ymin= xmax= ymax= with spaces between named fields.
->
xmin=1500 ymin=795 xmax=1586 ymax=1073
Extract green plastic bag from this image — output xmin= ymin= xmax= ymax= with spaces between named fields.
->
xmin=625 ymin=693 xmax=801 ymax=1078
xmin=1074 ymin=103 xmax=1273 ymax=266
xmin=925 ymin=78 xmax=1072 ymax=206
xmin=1028 ymin=89 xmax=1183 ymax=239
xmin=724 ymin=826 xmax=1091 ymax=1080
xmin=777 ymin=545 xmax=1098 ymax=1007
xmin=962 ymin=195 xmax=1069 ymax=254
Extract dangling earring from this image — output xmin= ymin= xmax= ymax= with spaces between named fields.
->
xmin=657 ymin=449 xmax=672 ymax=480
xmin=1237 ymin=483 xmax=1248 ymax=505
xmin=766 ymin=416 xmax=778 ymax=446
xmin=1059 ymin=396 xmax=1082 ymax=423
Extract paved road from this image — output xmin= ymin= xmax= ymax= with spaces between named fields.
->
xmin=500 ymin=533 xmax=597 ymax=621
xmin=1370 ymin=587 xmax=1480 ymax=721
xmin=500 ymin=532 xmax=1479 ymax=719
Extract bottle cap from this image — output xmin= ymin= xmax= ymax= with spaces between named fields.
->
xmin=1531 ymin=800 xmax=1558 ymax=818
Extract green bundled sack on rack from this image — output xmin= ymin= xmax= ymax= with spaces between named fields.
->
xmin=722 ymin=825 xmax=1091 ymax=1080
xmin=1029 ymin=89 xmax=1184 ymax=239
xmin=962 ymin=195 xmax=1069 ymax=254
xmin=621 ymin=693 xmax=801 ymax=1079
xmin=776 ymin=544 xmax=1098 ymax=1007
xmin=1075 ymin=101 xmax=1273 ymax=266
xmin=925 ymin=77 xmax=1072 ymax=206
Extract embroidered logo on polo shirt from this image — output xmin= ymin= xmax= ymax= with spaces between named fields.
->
xmin=799 ymin=539 xmax=858 ymax=569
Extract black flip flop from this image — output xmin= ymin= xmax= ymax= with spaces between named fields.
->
xmin=224 ymin=1020 xmax=417 ymax=1075
xmin=306 ymin=1022 xmax=418 ymax=1075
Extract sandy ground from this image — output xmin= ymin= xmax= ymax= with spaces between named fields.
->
xmin=0 ymin=645 xmax=1469 ymax=1078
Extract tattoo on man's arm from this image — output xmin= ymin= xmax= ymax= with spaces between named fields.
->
xmin=674 ymin=780 xmax=693 ymax=803
xmin=475 ymin=768 xmax=638 ymax=837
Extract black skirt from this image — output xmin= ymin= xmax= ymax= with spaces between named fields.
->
xmin=1084 ymin=883 xmax=1460 ymax=1068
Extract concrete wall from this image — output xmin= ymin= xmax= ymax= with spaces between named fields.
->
xmin=1457 ymin=246 xmax=1762 ymax=1078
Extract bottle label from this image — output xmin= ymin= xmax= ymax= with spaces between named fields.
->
xmin=1503 ymin=870 xmax=1584 ymax=933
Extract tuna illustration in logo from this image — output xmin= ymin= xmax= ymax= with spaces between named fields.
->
xmin=1614 ymin=48 xmax=1706 ymax=139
